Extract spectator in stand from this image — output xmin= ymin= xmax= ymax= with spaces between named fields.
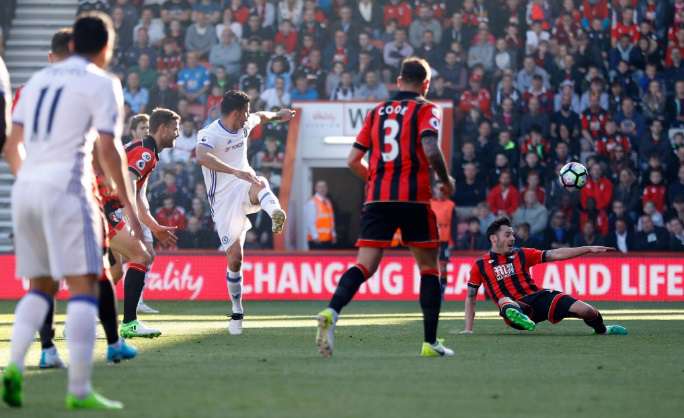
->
xmin=240 ymin=61 xmax=265 ymax=93
xmin=330 ymin=71 xmax=356 ymax=101
xmin=474 ymin=201 xmax=496 ymax=233
xmin=274 ymin=19 xmax=298 ymax=54
xmin=290 ymin=73 xmax=318 ymax=101
xmin=573 ymin=219 xmax=606 ymax=247
xmin=666 ymin=80 xmax=684 ymax=127
xmin=643 ymin=169 xmax=667 ymax=213
xmin=515 ymin=222 xmax=543 ymax=248
xmin=185 ymin=11 xmax=217 ymax=58
xmin=615 ymin=97 xmax=645 ymax=144
xmin=124 ymin=27 xmax=157 ymax=66
xmin=439 ymin=48 xmax=468 ymax=95
xmin=190 ymin=197 xmax=213 ymax=230
xmin=453 ymin=162 xmax=486 ymax=220
xmin=467 ymin=24 xmax=495 ymax=72
xmin=581 ymin=163 xmax=613 ymax=211
xmin=355 ymin=0 xmax=383 ymax=29
xmin=606 ymin=218 xmax=635 ymax=253
xmin=209 ymin=28 xmax=242 ymax=75
xmin=544 ymin=210 xmax=574 ymax=249
xmin=154 ymin=195 xmax=188 ymax=250
xmin=305 ymin=180 xmax=337 ymax=249
xmin=638 ymin=119 xmax=670 ymax=169
xmin=162 ymin=0 xmax=192 ymax=26
xmin=669 ymin=166 xmax=684 ymax=207
xmin=129 ymin=53 xmax=157 ymax=92
xmin=356 ymin=71 xmax=389 ymax=101
xmin=635 ymin=215 xmax=669 ymax=251
xmin=134 ymin=6 xmax=165 ymax=47
xmin=254 ymin=136 xmax=284 ymax=174
xmin=487 ymin=170 xmax=520 ymax=216
xmin=668 ymin=217 xmax=684 ymax=251
xmin=520 ymin=97 xmax=550 ymax=138
xmin=383 ymin=28 xmax=414 ymax=73
xmin=112 ymin=6 xmax=134 ymax=51
xmin=517 ymin=55 xmax=549 ymax=92
xmin=456 ymin=217 xmax=488 ymax=251
xmin=459 ymin=73 xmax=491 ymax=118
xmin=384 ymin=0 xmax=412 ymax=28
xmin=330 ymin=5 xmax=360 ymax=38
xmin=512 ymin=190 xmax=548 ymax=236
xmin=177 ymin=216 xmax=218 ymax=249
xmin=260 ymin=76 xmax=291 ymax=109
xmin=278 ymin=0 xmax=304 ymax=26
xmin=157 ymin=38 xmax=183 ymax=77
xmin=148 ymin=73 xmax=179 ymax=112
xmin=229 ymin=0 xmax=251 ymax=25
xmin=409 ymin=5 xmax=442 ymax=47
xmin=414 ymin=30 xmax=442 ymax=65
xmin=324 ymin=30 xmax=357 ymax=71
xmin=123 ymin=72 xmax=149 ymax=114
xmin=178 ymin=51 xmax=210 ymax=104
xmin=216 ymin=8 xmax=243 ymax=40
xmin=581 ymin=93 xmax=609 ymax=146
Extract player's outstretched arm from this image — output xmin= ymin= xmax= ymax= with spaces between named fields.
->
xmin=3 ymin=123 xmax=25 ymax=175
xmin=255 ymin=108 xmax=295 ymax=124
xmin=544 ymin=246 xmax=616 ymax=262
xmin=97 ymin=134 xmax=144 ymax=239
xmin=462 ymin=285 xmax=478 ymax=334
xmin=195 ymin=144 xmax=263 ymax=185
xmin=347 ymin=147 xmax=368 ymax=179
xmin=421 ymin=134 xmax=455 ymax=195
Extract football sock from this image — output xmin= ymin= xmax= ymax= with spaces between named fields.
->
xmin=10 ymin=290 xmax=50 ymax=371
xmin=66 ymin=296 xmax=97 ymax=398
xmin=584 ymin=310 xmax=607 ymax=334
xmin=98 ymin=279 xmax=119 ymax=345
xmin=257 ymin=187 xmax=281 ymax=218
xmin=39 ymin=297 xmax=56 ymax=350
xmin=123 ymin=263 xmax=147 ymax=323
xmin=227 ymin=269 xmax=243 ymax=314
xmin=328 ymin=264 xmax=368 ymax=314
xmin=420 ymin=272 xmax=441 ymax=345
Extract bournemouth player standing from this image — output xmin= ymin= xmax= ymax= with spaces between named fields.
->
xmin=196 ymin=90 xmax=292 ymax=335
xmin=118 ymin=108 xmax=180 ymax=339
xmin=316 ymin=57 xmax=456 ymax=358
xmin=461 ymin=217 xmax=627 ymax=335
xmin=2 ymin=13 xmax=144 ymax=409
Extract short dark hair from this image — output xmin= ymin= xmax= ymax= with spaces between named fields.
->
xmin=399 ymin=57 xmax=430 ymax=86
xmin=220 ymin=90 xmax=250 ymax=116
xmin=486 ymin=217 xmax=512 ymax=239
xmin=73 ymin=12 xmax=114 ymax=56
xmin=51 ymin=27 xmax=73 ymax=57
xmin=149 ymin=108 xmax=180 ymax=133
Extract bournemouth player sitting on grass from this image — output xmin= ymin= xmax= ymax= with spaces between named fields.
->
xmin=461 ymin=217 xmax=627 ymax=335
xmin=316 ymin=57 xmax=456 ymax=358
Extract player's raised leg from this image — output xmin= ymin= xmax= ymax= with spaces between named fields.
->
xmin=248 ymin=176 xmax=286 ymax=233
xmin=410 ymin=246 xmax=454 ymax=358
xmin=317 ymin=247 xmax=381 ymax=357
xmin=568 ymin=300 xmax=627 ymax=335
xmin=226 ymin=239 xmax=245 ymax=335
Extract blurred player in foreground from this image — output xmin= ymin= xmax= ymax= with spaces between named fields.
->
xmin=462 ymin=217 xmax=627 ymax=335
xmin=316 ymin=57 xmax=456 ymax=358
xmin=196 ymin=90 xmax=292 ymax=335
xmin=2 ymin=12 xmax=143 ymax=409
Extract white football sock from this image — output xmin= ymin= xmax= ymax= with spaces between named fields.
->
xmin=227 ymin=269 xmax=243 ymax=314
xmin=257 ymin=188 xmax=281 ymax=218
xmin=66 ymin=297 xmax=97 ymax=398
xmin=9 ymin=291 xmax=50 ymax=371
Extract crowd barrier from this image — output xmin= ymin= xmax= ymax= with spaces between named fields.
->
xmin=1 ymin=252 xmax=683 ymax=301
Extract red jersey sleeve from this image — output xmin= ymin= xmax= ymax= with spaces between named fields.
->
xmin=354 ymin=109 xmax=375 ymax=151
xmin=418 ymin=103 xmax=440 ymax=139
xmin=127 ymin=146 xmax=155 ymax=180
xmin=467 ymin=262 xmax=483 ymax=288
xmin=521 ymin=247 xmax=546 ymax=267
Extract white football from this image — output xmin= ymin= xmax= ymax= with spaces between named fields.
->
xmin=559 ymin=162 xmax=588 ymax=190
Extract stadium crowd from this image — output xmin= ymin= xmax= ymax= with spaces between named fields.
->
xmin=70 ymin=0 xmax=684 ymax=252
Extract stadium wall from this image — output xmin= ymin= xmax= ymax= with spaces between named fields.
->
xmin=0 ymin=252 xmax=682 ymax=301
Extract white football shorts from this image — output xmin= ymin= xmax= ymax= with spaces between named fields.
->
xmin=12 ymin=181 xmax=103 ymax=280
xmin=211 ymin=180 xmax=260 ymax=251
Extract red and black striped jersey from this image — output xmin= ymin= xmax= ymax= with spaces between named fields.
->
xmin=468 ymin=248 xmax=547 ymax=302
xmin=126 ymin=136 xmax=159 ymax=190
xmin=354 ymin=91 xmax=440 ymax=204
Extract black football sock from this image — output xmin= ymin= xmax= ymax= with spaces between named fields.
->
xmin=420 ymin=272 xmax=442 ymax=344
xmin=328 ymin=265 xmax=367 ymax=314
xmin=123 ymin=263 xmax=147 ymax=324
xmin=584 ymin=310 xmax=607 ymax=334
xmin=39 ymin=297 xmax=55 ymax=350
xmin=98 ymin=279 xmax=120 ymax=345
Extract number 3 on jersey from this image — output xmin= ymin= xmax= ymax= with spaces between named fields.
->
xmin=381 ymin=119 xmax=399 ymax=162
xmin=32 ymin=86 xmax=64 ymax=140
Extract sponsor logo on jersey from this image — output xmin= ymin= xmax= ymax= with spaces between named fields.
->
xmin=136 ymin=159 xmax=146 ymax=170
xmin=221 ymin=235 xmax=230 ymax=245
xmin=141 ymin=152 xmax=152 ymax=161
xmin=493 ymin=263 xmax=515 ymax=281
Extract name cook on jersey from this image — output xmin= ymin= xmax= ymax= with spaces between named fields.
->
xmin=375 ymin=104 xmax=441 ymax=131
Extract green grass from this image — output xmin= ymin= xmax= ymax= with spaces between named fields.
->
xmin=1 ymin=300 xmax=684 ymax=418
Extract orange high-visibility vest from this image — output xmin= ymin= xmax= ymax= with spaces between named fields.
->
xmin=307 ymin=195 xmax=335 ymax=242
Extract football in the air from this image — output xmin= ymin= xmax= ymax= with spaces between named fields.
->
xmin=559 ymin=162 xmax=588 ymax=190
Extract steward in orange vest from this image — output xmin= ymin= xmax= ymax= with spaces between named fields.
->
xmin=305 ymin=181 xmax=337 ymax=249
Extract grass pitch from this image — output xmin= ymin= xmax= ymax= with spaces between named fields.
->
xmin=1 ymin=300 xmax=683 ymax=418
